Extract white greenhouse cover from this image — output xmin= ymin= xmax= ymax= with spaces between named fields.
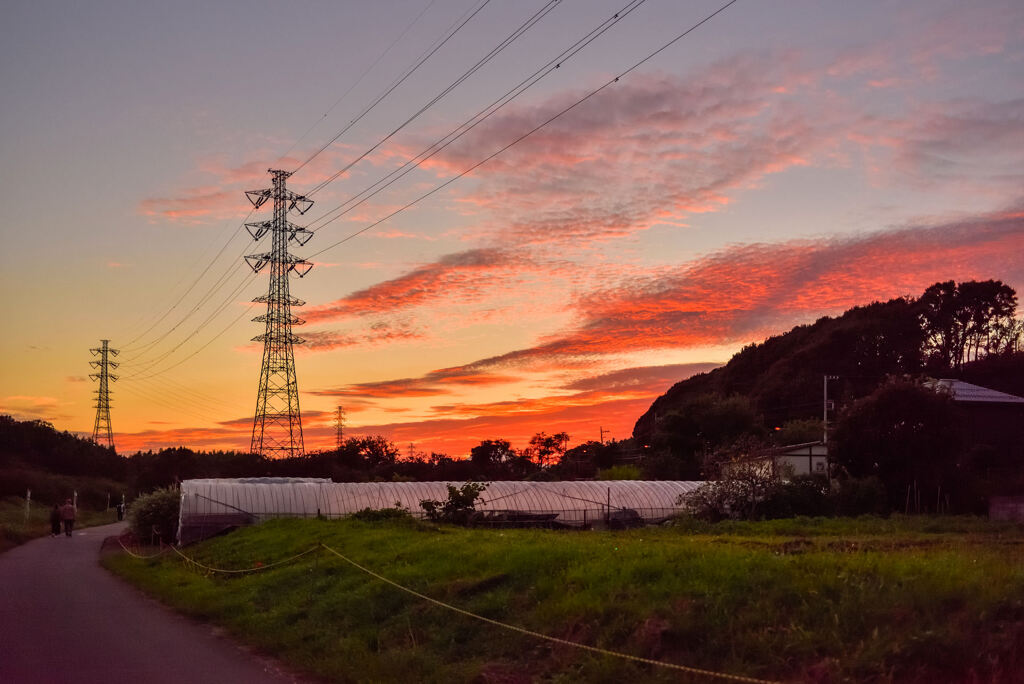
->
xmin=177 ymin=478 xmax=704 ymax=543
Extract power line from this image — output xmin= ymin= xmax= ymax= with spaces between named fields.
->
xmin=120 ymin=206 xmax=258 ymax=351
xmin=118 ymin=1 xmax=479 ymax=358
xmin=306 ymin=0 xmax=740 ymax=257
xmin=302 ymin=0 xmax=649 ymax=236
xmin=292 ymin=0 xmax=494 ymax=175
xmin=120 ymin=0 xmax=555 ymax=372
xmin=273 ymin=0 xmax=439 ymax=168
xmin=302 ymin=0 xmax=563 ymax=199
xmin=121 ymin=276 xmax=260 ymax=378
xmin=123 ymin=304 xmax=258 ymax=383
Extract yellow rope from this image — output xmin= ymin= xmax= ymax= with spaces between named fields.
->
xmin=169 ymin=544 xmax=320 ymax=574
xmin=117 ymin=538 xmax=170 ymax=559
xmin=319 ymin=543 xmax=780 ymax=684
xmin=117 ymin=537 xmax=781 ymax=682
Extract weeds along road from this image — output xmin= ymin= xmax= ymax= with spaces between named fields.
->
xmin=0 ymin=522 xmax=305 ymax=684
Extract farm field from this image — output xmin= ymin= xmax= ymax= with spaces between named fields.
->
xmin=105 ymin=515 xmax=1024 ymax=683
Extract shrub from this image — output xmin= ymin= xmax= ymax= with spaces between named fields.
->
xmin=350 ymin=504 xmax=413 ymax=522
xmin=420 ymin=482 xmax=488 ymax=525
xmin=833 ymin=477 xmax=890 ymax=516
xmin=597 ymin=465 xmax=642 ymax=480
xmin=681 ymin=469 xmax=777 ymax=522
xmin=129 ymin=487 xmax=180 ymax=544
xmin=758 ymin=476 xmax=833 ymax=519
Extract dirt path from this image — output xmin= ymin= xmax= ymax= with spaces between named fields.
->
xmin=0 ymin=522 xmax=307 ymax=683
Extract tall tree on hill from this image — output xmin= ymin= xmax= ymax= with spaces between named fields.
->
xmin=919 ymin=280 xmax=1019 ymax=371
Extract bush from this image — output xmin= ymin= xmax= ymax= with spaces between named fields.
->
xmin=420 ymin=482 xmax=488 ymax=525
xmin=350 ymin=504 xmax=413 ymax=522
xmin=129 ymin=487 xmax=180 ymax=544
xmin=681 ymin=469 xmax=777 ymax=522
xmin=833 ymin=477 xmax=890 ymax=517
xmin=597 ymin=465 xmax=642 ymax=480
xmin=759 ymin=476 xmax=833 ymax=519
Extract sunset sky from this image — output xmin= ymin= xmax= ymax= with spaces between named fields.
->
xmin=1 ymin=0 xmax=1022 ymax=457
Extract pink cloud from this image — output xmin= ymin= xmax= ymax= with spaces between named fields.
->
xmin=138 ymin=187 xmax=239 ymax=223
xmin=300 ymin=322 xmax=424 ymax=352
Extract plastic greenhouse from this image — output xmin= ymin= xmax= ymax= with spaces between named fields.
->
xmin=176 ymin=478 xmax=704 ymax=544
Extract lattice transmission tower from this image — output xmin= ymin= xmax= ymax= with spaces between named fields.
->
xmin=335 ymin=405 xmax=346 ymax=450
xmin=89 ymin=339 xmax=119 ymax=449
xmin=244 ymin=169 xmax=314 ymax=458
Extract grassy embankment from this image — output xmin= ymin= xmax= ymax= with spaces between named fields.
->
xmin=0 ymin=496 xmax=122 ymax=553
xmin=105 ymin=515 xmax=1024 ymax=683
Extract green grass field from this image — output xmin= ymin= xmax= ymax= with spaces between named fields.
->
xmin=104 ymin=515 xmax=1024 ymax=683
xmin=0 ymin=496 xmax=120 ymax=553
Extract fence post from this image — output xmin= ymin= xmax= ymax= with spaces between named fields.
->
xmin=25 ymin=488 xmax=31 ymax=522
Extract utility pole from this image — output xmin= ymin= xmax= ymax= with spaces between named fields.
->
xmin=90 ymin=339 xmax=119 ymax=449
xmin=822 ymin=374 xmax=839 ymax=444
xmin=245 ymin=169 xmax=314 ymax=459
xmin=599 ymin=426 xmax=608 ymax=445
xmin=335 ymin=405 xmax=346 ymax=451
xmin=823 ymin=374 xmax=838 ymax=485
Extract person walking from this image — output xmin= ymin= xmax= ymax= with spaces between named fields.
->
xmin=60 ymin=499 xmax=75 ymax=537
xmin=49 ymin=504 xmax=61 ymax=537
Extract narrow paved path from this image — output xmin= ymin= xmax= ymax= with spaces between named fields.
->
xmin=0 ymin=522 xmax=306 ymax=683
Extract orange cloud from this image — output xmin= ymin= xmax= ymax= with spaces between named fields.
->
xmin=310 ymin=366 xmax=518 ymax=400
xmin=305 ymin=248 xmax=522 ymax=323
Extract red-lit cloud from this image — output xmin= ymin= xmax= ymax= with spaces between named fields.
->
xmin=304 ymin=248 xmax=520 ymax=323
xmin=309 ymin=366 xmax=518 ymax=400
xmin=470 ymin=205 xmax=1024 ymax=367
xmin=301 ymin=363 xmax=718 ymax=455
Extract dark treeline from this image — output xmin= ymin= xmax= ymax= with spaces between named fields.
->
xmin=0 ymin=417 xmax=643 ymax=495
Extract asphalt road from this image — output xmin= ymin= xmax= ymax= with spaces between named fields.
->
xmin=0 ymin=522 xmax=306 ymax=683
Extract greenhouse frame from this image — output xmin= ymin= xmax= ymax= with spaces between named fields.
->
xmin=176 ymin=478 xmax=704 ymax=544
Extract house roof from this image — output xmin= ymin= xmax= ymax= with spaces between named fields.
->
xmin=929 ymin=379 xmax=1024 ymax=404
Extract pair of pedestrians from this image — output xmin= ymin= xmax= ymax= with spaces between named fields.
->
xmin=49 ymin=500 xmax=75 ymax=537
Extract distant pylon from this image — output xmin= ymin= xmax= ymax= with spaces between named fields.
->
xmin=244 ymin=169 xmax=314 ymax=459
xmin=335 ymin=405 xmax=346 ymax=450
xmin=89 ymin=339 xmax=119 ymax=449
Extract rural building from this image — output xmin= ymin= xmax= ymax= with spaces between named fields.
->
xmin=721 ymin=441 xmax=829 ymax=480
xmin=928 ymin=379 xmax=1024 ymax=485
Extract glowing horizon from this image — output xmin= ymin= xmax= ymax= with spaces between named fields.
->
xmin=2 ymin=0 xmax=1022 ymax=457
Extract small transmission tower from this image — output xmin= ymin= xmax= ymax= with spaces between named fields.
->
xmin=89 ymin=339 xmax=119 ymax=449
xmin=245 ymin=169 xmax=314 ymax=459
xmin=335 ymin=405 xmax=346 ymax=450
